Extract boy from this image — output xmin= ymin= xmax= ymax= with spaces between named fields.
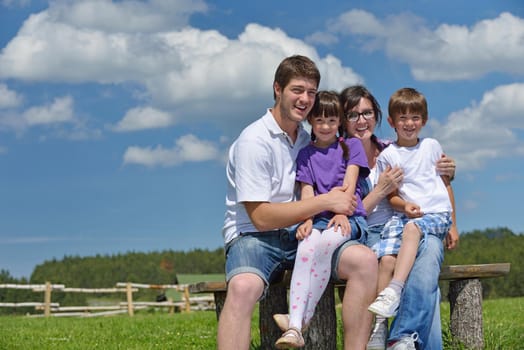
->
xmin=367 ymin=87 xmax=458 ymax=349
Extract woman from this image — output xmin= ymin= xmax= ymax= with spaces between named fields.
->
xmin=335 ymin=85 xmax=457 ymax=350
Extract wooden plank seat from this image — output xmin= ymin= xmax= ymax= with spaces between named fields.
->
xmin=189 ymin=263 xmax=510 ymax=350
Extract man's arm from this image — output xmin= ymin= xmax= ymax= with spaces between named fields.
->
xmin=244 ymin=185 xmax=356 ymax=232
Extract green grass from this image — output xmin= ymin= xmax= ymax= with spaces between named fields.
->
xmin=441 ymin=297 xmax=524 ymax=349
xmin=0 ymin=297 xmax=522 ymax=349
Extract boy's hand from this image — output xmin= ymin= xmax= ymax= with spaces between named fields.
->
xmin=404 ymin=202 xmax=423 ymax=218
xmin=446 ymin=226 xmax=459 ymax=250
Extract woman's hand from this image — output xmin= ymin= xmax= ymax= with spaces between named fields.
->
xmin=376 ymin=165 xmax=403 ymax=197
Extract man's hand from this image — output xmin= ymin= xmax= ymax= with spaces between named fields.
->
xmin=325 ymin=185 xmax=357 ymax=216
xmin=437 ymin=154 xmax=456 ymax=180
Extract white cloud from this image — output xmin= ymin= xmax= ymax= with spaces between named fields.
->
xmin=304 ymin=31 xmax=339 ymax=46
xmin=23 ymin=96 xmax=74 ymax=126
xmin=1 ymin=0 xmax=30 ymax=8
xmin=123 ymin=134 xmax=220 ymax=167
xmin=429 ymin=83 xmax=524 ymax=170
xmin=48 ymin=0 xmax=207 ymax=33
xmin=0 ymin=3 xmax=362 ymax=126
xmin=113 ymin=106 xmax=176 ymax=132
xmin=0 ymin=83 xmax=23 ymax=108
xmin=327 ymin=10 xmax=524 ymax=81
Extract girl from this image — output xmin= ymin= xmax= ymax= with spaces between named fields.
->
xmin=274 ymin=90 xmax=369 ymax=348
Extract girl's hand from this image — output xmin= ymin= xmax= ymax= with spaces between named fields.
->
xmin=296 ymin=219 xmax=313 ymax=240
xmin=328 ymin=214 xmax=351 ymax=236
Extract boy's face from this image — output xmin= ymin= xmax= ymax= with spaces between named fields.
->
xmin=388 ymin=111 xmax=427 ymax=147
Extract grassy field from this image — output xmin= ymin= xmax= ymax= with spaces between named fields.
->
xmin=0 ymin=297 xmax=522 ymax=349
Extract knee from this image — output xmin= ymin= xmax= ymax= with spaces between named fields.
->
xmin=227 ymin=274 xmax=264 ymax=304
xmin=379 ymin=255 xmax=396 ymax=274
xmin=337 ymin=245 xmax=377 ymax=281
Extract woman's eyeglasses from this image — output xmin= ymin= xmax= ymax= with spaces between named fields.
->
xmin=346 ymin=110 xmax=374 ymax=122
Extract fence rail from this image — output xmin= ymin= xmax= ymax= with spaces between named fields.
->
xmin=0 ymin=281 xmax=214 ymax=317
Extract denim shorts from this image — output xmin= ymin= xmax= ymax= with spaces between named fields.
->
xmin=364 ymin=223 xmax=385 ymax=256
xmin=224 ymin=229 xmax=298 ymax=290
xmin=312 ymin=215 xmax=366 ymax=241
xmin=377 ymin=212 xmax=451 ymax=258
xmin=329 ymin=215 xmax=368 ymax=282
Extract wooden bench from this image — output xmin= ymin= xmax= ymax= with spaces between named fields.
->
xmin=189 ymin=263 xmax=510 ymax=350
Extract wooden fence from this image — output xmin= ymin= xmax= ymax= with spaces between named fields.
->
xmin=0 ymin=282 xmax=215 ymax=317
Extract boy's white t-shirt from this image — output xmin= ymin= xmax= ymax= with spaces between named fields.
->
xmin=376 ymin=137 xmax=452 ymax=214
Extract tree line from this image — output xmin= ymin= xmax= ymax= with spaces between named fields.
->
xmin=0 ymin=228 xmax=521 ymax=314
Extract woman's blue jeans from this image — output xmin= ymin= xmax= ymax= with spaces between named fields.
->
xmin=388 ymin=234 xmax=444 ymax=349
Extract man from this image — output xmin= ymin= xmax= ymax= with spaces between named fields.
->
xmin=218 ymin=55 xmax=377 ymax=350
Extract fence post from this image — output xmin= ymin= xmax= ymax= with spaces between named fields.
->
xmin=184 ymin=286 xmax=191 ymax=313
xmin=44 ymin=281 xmax=52 ymax=317
xmin=168 ymin=297 xmax=174 ymax=315
xmin=126 ymin=282 xmax=134 ymax=317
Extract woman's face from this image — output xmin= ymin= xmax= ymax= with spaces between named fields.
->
xmin=345 ymin=97 xmax=377 ymax=141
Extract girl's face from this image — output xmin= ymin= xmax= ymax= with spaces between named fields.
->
xmin=310 ymin=113 xmax=340 ymax=147
xmin=345 ymin=97 xmax=376 ymax=142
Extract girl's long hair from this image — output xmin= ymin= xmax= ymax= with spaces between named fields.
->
xmin=308 ymin=90 xmax=349 ymax=160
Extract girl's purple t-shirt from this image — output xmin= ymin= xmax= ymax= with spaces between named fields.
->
xmin=296 ymin=137 xmax=369 ymax=219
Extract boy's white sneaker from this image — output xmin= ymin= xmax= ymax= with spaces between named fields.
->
xmin=368 ymin=287 xmax=400 ymax=318
xmin=386 ymin=333 xmax=419 ymax=350
xmin=367 ymin=319 xmax=388 ymax=350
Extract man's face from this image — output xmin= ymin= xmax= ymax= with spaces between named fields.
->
xmin=275 ymin=78 xmax=318 ymax=124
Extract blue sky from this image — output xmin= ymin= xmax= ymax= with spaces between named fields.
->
xmin=1 ymin=0 xmax=523 ymax=279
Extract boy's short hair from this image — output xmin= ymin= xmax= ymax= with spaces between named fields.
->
xmin=273 ymin=55 xmax=321 ymax=100
xmin=388 ymin=87 xmax=428 ymax=120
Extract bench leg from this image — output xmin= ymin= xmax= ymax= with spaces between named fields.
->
xmin=448 ymin=278 xmax=484 ymax=349
xmin=259 ymin=283 xmax=337 ymax=350
xmin=213 ymin=291 xmax=226 ymax=320
xmin=260 ymin=283 xmax=288 ymax=349
xmin=303 ymin=284 xmax=337 ymax=350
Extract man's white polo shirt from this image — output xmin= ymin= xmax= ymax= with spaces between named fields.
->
xmin=222 ymin=109 xmax=310 ymax=244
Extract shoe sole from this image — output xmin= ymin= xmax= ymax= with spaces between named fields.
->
xmin=367 ymin=305 xmax=397 ymax=318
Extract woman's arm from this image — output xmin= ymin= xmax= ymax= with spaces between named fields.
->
xmin=362 ymin=165 xmax=403 ymax=213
